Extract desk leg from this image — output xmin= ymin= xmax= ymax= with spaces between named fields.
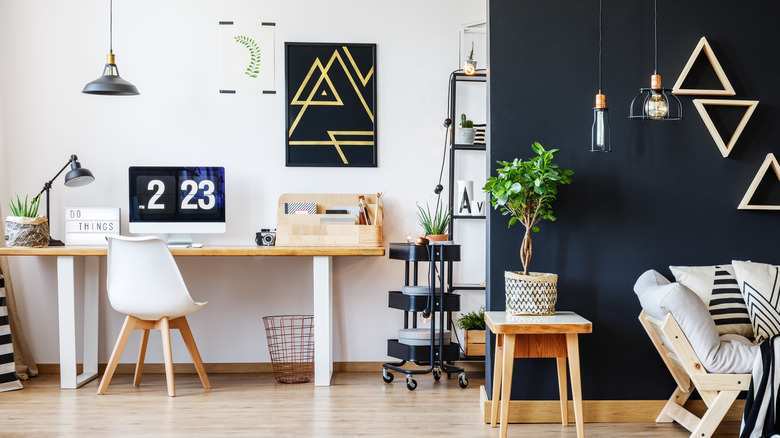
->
xmin=490 ymin=335 xmax=503 ymax=428
xmin=566 ymin=333 xmax=584 ymax=438
xmin=56 ymin=256 xmax=99 ymax=389
xmin=499 ymin=334 xmax=516 ymax=438
xmin=313 ymin=256 xmax=333 ymax=387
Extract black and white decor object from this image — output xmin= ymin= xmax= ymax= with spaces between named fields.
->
xmin=0 ymin=276 xmax=22 ymax=392
xmin=456 ymin=180 xmax=473 ymax=215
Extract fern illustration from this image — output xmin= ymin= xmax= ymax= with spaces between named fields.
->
xmin=234 ymin=35 xmax=261 ymax=78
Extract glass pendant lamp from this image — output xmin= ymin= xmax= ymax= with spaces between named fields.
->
xmin=591 ymin=0 xmax=611 ymax=152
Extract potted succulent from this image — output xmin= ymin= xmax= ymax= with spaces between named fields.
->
xmin=456 ymin=113 xmax=475 ymax=145
xmin=482 ymin=142 xmax=573 ymax=315
xmin=5 ymin=194 xmax=49 ymax=247
xmin=455 ymin=306 xmax=485 ymax=356
xmin=416 ymin=202 xmax=451 ymax=242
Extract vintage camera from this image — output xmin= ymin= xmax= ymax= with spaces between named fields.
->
xmin=256 ymin=229 xmax=276 ymax=246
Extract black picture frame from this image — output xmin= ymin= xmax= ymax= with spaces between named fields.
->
xmin=285 ymin=42 xmax=377 ymax=167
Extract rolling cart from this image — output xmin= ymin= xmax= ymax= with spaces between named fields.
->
xmin=382 ymin=242 xmax=468 ymax=390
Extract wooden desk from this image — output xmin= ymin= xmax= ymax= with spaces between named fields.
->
xmin=0 ymin=245 xmax=384 ymax=388
xmin=485 ymin=311 xmax=592 ymax=438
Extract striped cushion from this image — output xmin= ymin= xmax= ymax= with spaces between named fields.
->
xmin=670 ymin=264 xmax=754 ymax=339
xmin=0 ymin=276 xmax=22 ymax=392
xmin=732 ymin=261 xmax=780 ymax=342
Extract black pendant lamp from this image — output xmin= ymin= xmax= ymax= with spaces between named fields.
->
xmin=82 ymin=0 xmax=139 ymax=95
xmin=591 ymin=0 xmax=611 ymax=152
xmin=628 ymin=0 xmax=681 ymax=121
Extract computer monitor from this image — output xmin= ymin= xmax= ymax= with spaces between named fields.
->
xmin=128 ymin=166 xmax=226 ymax=247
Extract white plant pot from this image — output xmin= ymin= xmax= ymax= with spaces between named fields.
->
xmin=456 ymin=128 xmax=475 ymax=145
xmin=504 ymin=271 xmax=557 ymax=315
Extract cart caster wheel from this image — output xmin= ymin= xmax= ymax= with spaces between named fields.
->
xmin=433 ymin=368 xmax=441 ymax=381
xmin=382 ymin=369 xmax=394 ymax=383
xmin=406 ymin=375 xmax=417 ymax=391
xmin=458 ymin=372 xmax=468 ymax=388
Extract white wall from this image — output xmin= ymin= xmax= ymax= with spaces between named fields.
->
xmin=0 ymin=0 xmax=486 ymax=365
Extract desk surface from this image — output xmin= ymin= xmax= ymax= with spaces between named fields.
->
xmin=0 ymin=245 xmax=385 ymax=257
xmin=485 ymin=311 xmax=592 ymax=335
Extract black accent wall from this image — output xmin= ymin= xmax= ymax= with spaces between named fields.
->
xmin=487 ymin=0 xmax=780 ymax=400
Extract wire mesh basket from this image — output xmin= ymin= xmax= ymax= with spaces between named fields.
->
xmin=263 ymin=315 xmax=314 ymax=383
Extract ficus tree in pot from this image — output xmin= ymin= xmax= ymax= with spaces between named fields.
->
xmin=482 ymin=142 xmax=573 ymax=275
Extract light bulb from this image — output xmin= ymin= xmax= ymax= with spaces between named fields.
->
xmin=591 ymin=94 xmax=610 ymax=152
xmin=593 ymin=110 xmax=607 ymax=149
xmin=645 ymin=91 xmax=668 ymax=120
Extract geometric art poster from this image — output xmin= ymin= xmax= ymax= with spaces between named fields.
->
xmin=285 ymin=43 xmax=376 ymax=167
xmin=220 ymin=22 xmax=275 ymax=94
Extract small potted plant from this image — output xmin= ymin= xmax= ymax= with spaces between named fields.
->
xmin=482 ymin=142 xmax=573 ymax=315
xmin=5 ymin=193 xmax=49 ymax=247
xmin=455 ymin=306 xmax=485 ymax=356
xmin=456 ymin=113 xmax=475 ymax=145
xmin=416 ymin=202 xmax=451 ymax=242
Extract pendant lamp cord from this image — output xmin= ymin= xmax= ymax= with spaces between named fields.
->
xmin=653 ymin=0 xmax=658 ymax=74
xmin=598 ymin=0 xmax=603 ymax=94
xmin=109 ymin=0 xmax=113 ymax=54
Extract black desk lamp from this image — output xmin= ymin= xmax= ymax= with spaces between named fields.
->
xmin=32 ymin=155 xmax=95 ymax=246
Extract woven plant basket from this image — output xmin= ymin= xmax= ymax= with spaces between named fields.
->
xmin=4 ymin=216 xmax=49 ymax=247
xmin=504 ymin=271 xmax=558 ymax=315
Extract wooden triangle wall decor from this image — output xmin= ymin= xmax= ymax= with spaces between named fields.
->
xmin=738 ymin=153 xmax=780 ymax=210
xmin=693 ymin=99 xmax=758 ymax=158
xmin=673 ymin=37 xmax=736 ymax=96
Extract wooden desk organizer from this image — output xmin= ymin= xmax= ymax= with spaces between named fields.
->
xmin=276 ymin=193 xmax=383 ymax=247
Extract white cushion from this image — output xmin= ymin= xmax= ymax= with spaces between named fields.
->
xmin=732 ymin=260 xmax=780 ymax=343
xmin=634 ymin=269 xmax=758 ymax=374
xmin=669 ymin=264 xmax=753 ymax=339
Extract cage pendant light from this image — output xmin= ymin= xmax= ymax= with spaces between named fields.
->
xmin=82 ymin=0 xmax=139 ymax=95
xmin=628 ymin=0 xmax=681 ymax=120
xmin=591 ymin=0 xmax=611 ymax=152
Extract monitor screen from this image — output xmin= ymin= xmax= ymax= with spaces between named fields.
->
xmin=128 ymin=166 xmax=226 ymax=240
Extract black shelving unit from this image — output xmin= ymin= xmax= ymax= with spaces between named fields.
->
xmin=382 ymin=243 xmax=468 ymax=390
xmin=447 ymin=72 xmax=486 ymax=296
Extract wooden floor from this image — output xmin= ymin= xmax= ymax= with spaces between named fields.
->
xmin=1 ymin=372 xmax=740 ymax=437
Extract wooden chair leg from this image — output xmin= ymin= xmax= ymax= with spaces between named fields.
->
xmin=159 ymin=317 xmax=176 ymax=397
xmin=690 ymin=390 xmax=740 ymax=438
xmin=657 ymin=385 xmax=693 ymax=423
xmin=97 ymin=316 xmax=136 ymax=395
xmin=133 ymin=329 xmax=150 ymax=387
xmin=174 ymin=317 xmax=211 ymax=389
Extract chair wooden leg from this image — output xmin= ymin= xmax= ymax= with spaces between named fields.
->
xmin=174 ymin=317 xmax=211 ymax=389
xmin=97 ymin=316 xmax=136 ymax=395
xmin=690 ymin=390 xmax=740 ymax=438
xmin=133 ymin=329 xmax=150 ymax=387
xmin=657 ymin=385 xmax=693 ymax=423
xmin=159 ymin=317 xmax=176 ymax=397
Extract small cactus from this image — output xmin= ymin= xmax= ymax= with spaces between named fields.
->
xmin=460 ymin=114 xmax=473 ymax=128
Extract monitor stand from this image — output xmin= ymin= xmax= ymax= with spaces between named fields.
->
xmin=167 ymin=233 xmax=193 ymax=248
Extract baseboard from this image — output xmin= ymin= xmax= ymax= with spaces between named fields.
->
xmin=35 ymin=360 xmax=485 ymax=375
xmin=478 ymin=386 xmax=745 ymax=423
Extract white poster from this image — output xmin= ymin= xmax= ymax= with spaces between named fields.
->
xmin=220 ymin=22 xmax=275 ymax=93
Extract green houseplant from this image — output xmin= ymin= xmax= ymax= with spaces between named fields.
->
xmin=5 ymin=193 xmax=49 ymax=247
xmin=464 ymin=41 xmax=477 ymax=74
xmin=456 ymin=306 xmax=485 ymax=356
xmin=416 ymin=202 xmax=451 ymax=241
xmin=482 ymin=142 xmax=573 ymax=314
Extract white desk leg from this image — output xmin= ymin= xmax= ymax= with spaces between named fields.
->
xmin=56 ymin=256 xmax=99 ymax=389
xmin=313 ymin=256 xmax=333 ymax=386
xmin=82 ymin=257 xmax=99 ymax=384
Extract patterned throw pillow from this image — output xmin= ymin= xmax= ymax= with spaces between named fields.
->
xmin=0 ymin=275 xmax=23 ymax=392
xmin=732 ymin=260 xmax=780 ymax=342
xmin=669 ymin=264 xmax=754 ymax=339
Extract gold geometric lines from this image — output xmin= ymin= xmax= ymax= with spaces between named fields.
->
xmin=738 ymin=153 xmax=780 ymax=210
xmin=288 ymin=131 xmax=374 ymax=165
xmin=692 ymin=99 xmax=758 ymax=158
xmin=673 ymin=37 xmax=736 ymax=96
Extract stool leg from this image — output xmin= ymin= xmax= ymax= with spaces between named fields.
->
xmin=491 ymin=336 xmax=504 ymax=427
xmin=566 ymin=334 xmax=584 ymax=438
xmin=500 ymin=334 xmax=516 ymax=438
xmin=557 ymin=357 xmax=568 ymax=426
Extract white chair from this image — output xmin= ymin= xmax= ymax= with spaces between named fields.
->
xmin=97 ymin=235 xmax=211 ymax=397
